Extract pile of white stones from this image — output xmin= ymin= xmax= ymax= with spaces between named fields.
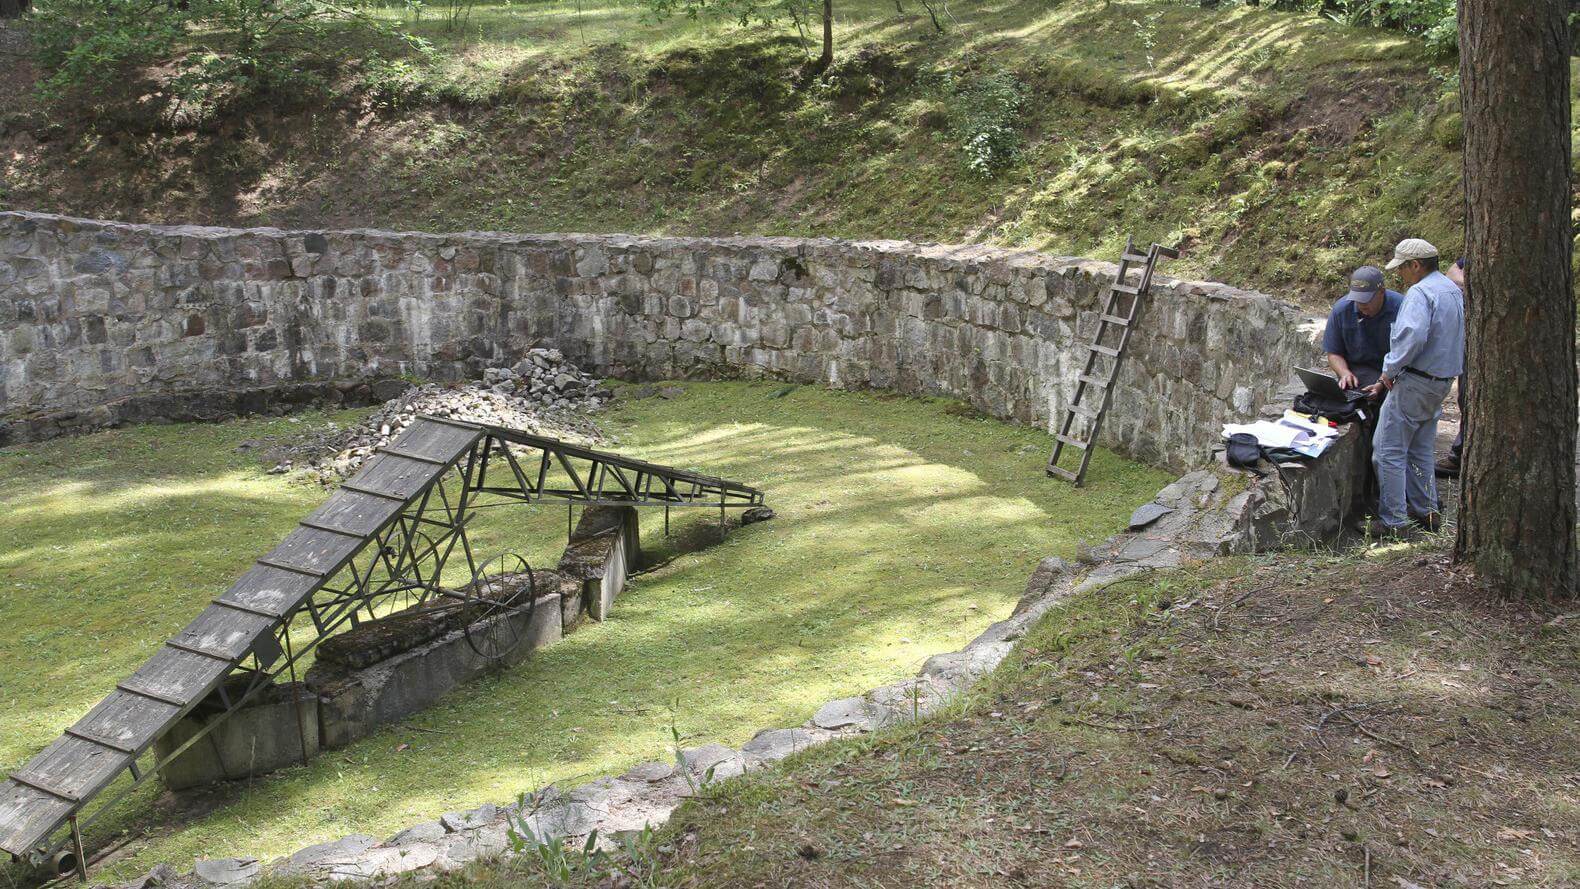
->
xmin=287 ymin=349 xmax=613 ymax=483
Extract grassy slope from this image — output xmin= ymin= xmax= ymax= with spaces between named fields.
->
xmin=0 ymin=0 xmax=1486 ymax=306
xmin=438 ymin=544 xmax=1580 ymax=888
xmin=0 ymin=381 xmax=1167 ymax=881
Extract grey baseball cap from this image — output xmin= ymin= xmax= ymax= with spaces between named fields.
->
xmin=1344 ymin=266 xmax=1385 ymax=303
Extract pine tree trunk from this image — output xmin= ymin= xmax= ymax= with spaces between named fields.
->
xmin=0 ymin=0 xmax=31 ymax=19
xmin=1455 ymin=0 xmax=1578 ymax=601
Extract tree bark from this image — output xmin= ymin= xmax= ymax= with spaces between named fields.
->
xmin=813 ymin=0 xmax=833 ymax=74
xmin=1455 ymin=0 xmax=1578 ymax=601
xmin=0 ymin=0 xmax=31 ymax=19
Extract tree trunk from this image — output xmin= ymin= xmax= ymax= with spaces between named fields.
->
xmin=0 ymin=0 xmax=31 ymax=19
xmin=813 ymin=0 xmax=833 ymax=74
xmin=1455 ymin=0 xmax=1578 ymax=601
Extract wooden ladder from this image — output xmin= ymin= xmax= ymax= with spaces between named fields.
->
xmin=1045 ymin=237 xmax=1179 ymax=486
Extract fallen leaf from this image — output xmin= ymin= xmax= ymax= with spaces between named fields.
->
xmin=1063 ymin=838 xmax=1084 ymax=849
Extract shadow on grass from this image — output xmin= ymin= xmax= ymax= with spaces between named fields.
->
xmin=0 ymin=382 xmax=1168 ymax=880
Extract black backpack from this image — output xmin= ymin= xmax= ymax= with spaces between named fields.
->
xmin=1292 ymin=391 xmax=1369 ymax=426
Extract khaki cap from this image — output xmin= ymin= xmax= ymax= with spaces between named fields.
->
xmin=1385 ymin=238 xmax=1439 ymax=270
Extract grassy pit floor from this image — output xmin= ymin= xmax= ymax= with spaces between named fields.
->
xmin=0 ymin=381 xmax=1169 ymax=881
xmin=584 ymin=543 xmax=1579 ymax=888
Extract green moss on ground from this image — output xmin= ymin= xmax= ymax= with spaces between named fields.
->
xmin=0 ymin=381 xmax=1167 ymax=881
xmin=0 ymin=0 xmax=1495 ymax=307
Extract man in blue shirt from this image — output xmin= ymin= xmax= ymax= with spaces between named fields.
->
xmin=1363 ymin=238 xmax=1466 ymax=536
xmin=1322 ymin=265 xmax=1404 ymax=390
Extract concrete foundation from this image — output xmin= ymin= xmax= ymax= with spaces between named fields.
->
xmin=154 ymin=682 xmax=319 ymax=791
xmin=312 ymin=592 xmax=563 ymax=749
xmin=558 ymin=506 xmax=642 ymax=622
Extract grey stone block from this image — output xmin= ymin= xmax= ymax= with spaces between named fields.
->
xmin=193 ymin=858 xmax=260 ymax=886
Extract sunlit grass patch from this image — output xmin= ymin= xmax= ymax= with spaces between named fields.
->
xmin=0 ymin=381 xmax=1168 ymax=879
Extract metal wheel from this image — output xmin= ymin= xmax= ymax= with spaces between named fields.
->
xmin=463 ymin=553 xmax=536 ymax=662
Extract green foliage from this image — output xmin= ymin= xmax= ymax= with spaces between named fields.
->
xmin=505 ymin=804 xmax=661 ymax=888
xmin=1280 ymin=0 xmax=1459 ymax=56
xmin=28 ymin=0 xmax=425 ymax=121
xmin=940 ymin=67 xmax=1025 ymax=178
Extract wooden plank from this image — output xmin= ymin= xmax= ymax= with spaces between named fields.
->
xmin=171 ymin=606 xmax=276 ymax=661
xmin=124 ymin=647 xmax=230 ymax=709
xmin=12 ymin=735 xmax=128 ymax=803
xmin=215 ymin=564 xmax=318 ymax=618
xmin=0 ymin=781 xmax=74 ymax=856
xmin=303 ymin=489 xmax=405 ymax=538
xmin=71 ymin=690 xmax=181 ymax=756
xmin=260 ymin=526 xmax=368 ymax=576
xmin=345 ymin=453 xmax=442 ymax=501
xmin=386 ymin=419 xmax=480 ymax=464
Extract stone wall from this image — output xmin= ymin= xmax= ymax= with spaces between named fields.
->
xmin=0 ymin=211 xmax=1322 ymax=469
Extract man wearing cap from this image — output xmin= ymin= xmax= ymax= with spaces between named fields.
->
xmin=1363 ymin=238 xmax=1466 ymax=536
xmin=1322 ymin=265 xmax=1404 ymax=391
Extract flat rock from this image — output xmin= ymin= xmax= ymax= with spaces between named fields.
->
xmin=678 ymin=744 xmax=748 ymax=783
xmin=812 ymin=696 xmax=879 ymax=731
xmin=741 ymin=727 xmax=822 ymax=761
xmin=281 ymin=835 xmax=379 ymax=875
xmin=622 ymin=760 xmax=674 ymax=783
xmin=193 ymin=858 xmax=260 ymax=886
xmin=440 ymin=803 xmax=499 ymax=833
xmin=387 ymin=821 xmax=446 ymax=847
xmin=1127 ymin=502 xmax=1174 ymax=530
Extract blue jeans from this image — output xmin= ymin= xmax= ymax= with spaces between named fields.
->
xmin=1372 ymin=371 xmax=1452 ymax=527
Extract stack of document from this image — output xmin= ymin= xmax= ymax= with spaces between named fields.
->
xmin=1222 ymin=411 xmax=1341 ymax=459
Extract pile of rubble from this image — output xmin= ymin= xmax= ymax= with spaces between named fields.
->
xmin=268 ymin=349 xmax=614 ymax=484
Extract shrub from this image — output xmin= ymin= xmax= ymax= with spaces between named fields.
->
xmin=941 ymin=69 xmax=1025 ymax=178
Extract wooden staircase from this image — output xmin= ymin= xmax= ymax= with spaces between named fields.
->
xmin=1046 ymin=238 xmax=1179 ymax=486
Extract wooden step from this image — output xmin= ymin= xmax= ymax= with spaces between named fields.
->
xmin=1111 ymin=283 xmax=1140 ymax=295
xmin=1120 ymin=252 xmax=1151 ymax=263
xmin=1045 ymin=464 xmax=1079 ymax=482
xmin=1079 ymin=373 xmax=1112 ymax=388
xmin=1068 ymin=401 xmax=1103 ymax=419
xmin=1089 ymin=344 xmax=1120 ymax=357
xmin=1055 ymin=434 xmax=1090 ymax=450
xmin=1099 ymin=313 xmax=1131 ymax=326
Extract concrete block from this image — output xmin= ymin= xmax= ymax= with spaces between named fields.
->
xmin=559 ymin=506 xmax=641 ymax=621
xmin=155 ymin=683 xmax=318 ymax=791
xmin=315 ymin=593 xmax=561 ymax=749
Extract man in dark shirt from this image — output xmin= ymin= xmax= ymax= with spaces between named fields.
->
xmin=1323 ymin=265 xmax=1404 ymax=390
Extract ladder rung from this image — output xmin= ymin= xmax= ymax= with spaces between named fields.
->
xmin=1099 ymin=314 xmax=1130 ymax=326
xmin=1120 ymin=252 xmax=1150 ymax=263
xmin=1045 ymin=465 xmax=1079 ymax=481
xmin=1056 ymin=434 xmax=1090 ymax=450
xmin=1069 ymin=402 xmax=1103 ymax=419
xmin=1111 ymin=283 xmax=1140 ymax=295
xmin=1079 ymin=373 xmax=1112 ymax=388
xmin=1089 ymin=344 xmax=1120 ymax=357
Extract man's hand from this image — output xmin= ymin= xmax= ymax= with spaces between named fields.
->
xmin=1363 ymin=374 xmax=1395 ymax=399
xmin=1336 ymin=370 xmax=1359 ymax=390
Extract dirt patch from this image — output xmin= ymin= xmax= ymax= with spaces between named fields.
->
xmin=1274 ymin=71 xmax=1414 ymax=147
xmin=649 ymin=546 xmax=1580 ymax=887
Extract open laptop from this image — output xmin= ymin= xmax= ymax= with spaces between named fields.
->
xmin=1296 ymin=366 xmax=1366 ymax=402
